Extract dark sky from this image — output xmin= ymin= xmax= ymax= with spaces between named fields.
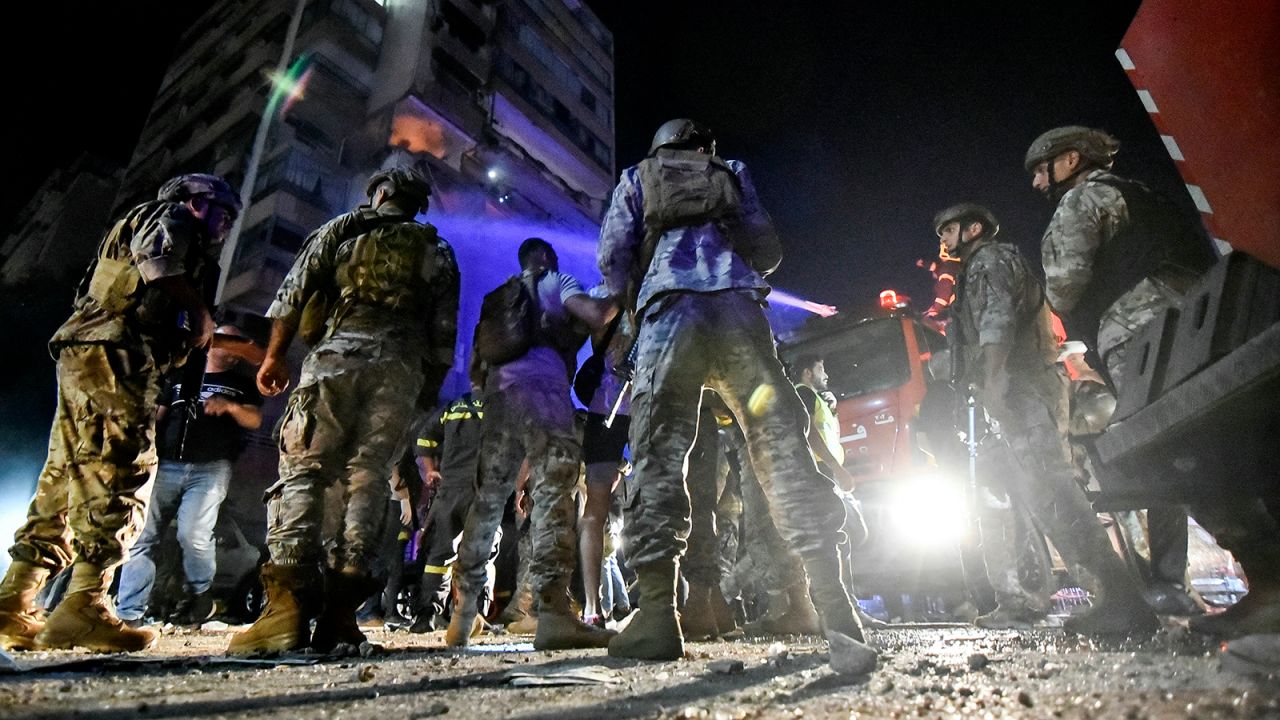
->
xmin=4 ymin=1 xmax=1180 ymax=313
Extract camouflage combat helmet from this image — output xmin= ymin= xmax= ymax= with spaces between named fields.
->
xmin=933 ymin=203 xmax=1000 ymax=239
xmin=157 ymin=173 xmax=242 ymax=217
xmin=1024 ymin=126 xmax=1120 ymax=172
xmin=648 ymin=119 xmax=717 ymax=156
xmin=365 ymin=166 xmax=433 ymax=212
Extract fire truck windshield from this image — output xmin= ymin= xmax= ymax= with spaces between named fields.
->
xmin=789 ymin=318 xmax=911 ymax=398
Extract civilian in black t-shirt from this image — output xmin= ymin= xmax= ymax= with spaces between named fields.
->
xmin=116 ymin=325 xmax=263 ymax=626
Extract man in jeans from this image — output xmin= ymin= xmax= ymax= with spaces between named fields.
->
xmin=116 ymin=324 xmax=263 ymax=626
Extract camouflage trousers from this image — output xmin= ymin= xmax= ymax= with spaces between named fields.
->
xmin=266 ymin=349 xmax=421 ymax=574
xmin=454 ymin=380 xmax=581 ymax=608
xmin=10 ymin=344 xmax=161 ymax=570
xmin=627 ymin=290 xmax=849 ymax=611
xmin=993 ymin=370 xmax=1129 ymax=591
xmin=684 ymin=406 xmax=725 ymax=588
xmin=1098 ymin=277 xmax=1183 ymax=394
xmin=723 ymin=424 xmax=810 ymax=602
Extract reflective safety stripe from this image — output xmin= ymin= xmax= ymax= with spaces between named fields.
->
xmin=417 ymin=438 xmax=439 ymax=448
xmin=423 ymin=564 xmax=451 ymax=575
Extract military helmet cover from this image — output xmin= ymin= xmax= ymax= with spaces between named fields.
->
xmin=157 ymin=173 xmax=242 ymax=216
xmin=1024 ymin=126 xmax=1120 ymax=172
xmin=933 ymin=203 xmax=1000 ymax=238
xmin=365 ymin=166 xmax=433 ymax=210
xmin=648 ymin=118 xmax=717 ymax=156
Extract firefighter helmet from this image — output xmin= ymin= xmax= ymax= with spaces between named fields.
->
xmin=157 ymin=174 xmax=241 ymax=217
xmin=648 ymin=119 xmax=717 ymax=156
xmin=365 ymin=166 xmax=433 ymax=212
xmin=1024 ymin=126 xmax=1120 ymax=173
xmin=933 ymin=203 xmax=1000 ymax=239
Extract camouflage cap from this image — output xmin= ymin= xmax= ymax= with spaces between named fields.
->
xmin=157 ymin=173 xmax=242 ymax=216
xmin=1024 ymin=126 xmax=1120 ymax=172
xmin=648 ymin=118 xmax=717 ymax=156
xmin=933 ymin=203 xmax=999 ymax=238
xmin=366 ymin=166 xmax=433 ymax=211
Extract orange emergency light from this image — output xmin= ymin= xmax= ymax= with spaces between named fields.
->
xmin=879 ymin=289 xmax=909 ymax=309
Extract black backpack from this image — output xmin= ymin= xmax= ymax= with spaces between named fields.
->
xmin=474 ymin=274 xmax=540 ymax=365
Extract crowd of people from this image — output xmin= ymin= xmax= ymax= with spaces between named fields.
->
xmin=0 ymin=119 xmax=1276 ymax=678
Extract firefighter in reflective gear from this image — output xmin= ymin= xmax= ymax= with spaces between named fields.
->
xmin=0 ymin=174 xmax=239 ymax=653
xmin=229 ymin=166 xmax=459 ymax=655
xmin=1028 ymin=127 xmax=1280 ymax=637
xmin=597 ymin=119 xmax=876 ymax=674
xmin=920 ymin=244 xmax=961 ymax=334
xmin=940 ymin=202 xmax=1159 ymax=635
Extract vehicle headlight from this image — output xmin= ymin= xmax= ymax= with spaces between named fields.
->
xmin=886 ymin=471 xmax=968 ymax=548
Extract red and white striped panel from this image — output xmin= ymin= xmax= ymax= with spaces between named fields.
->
xmin=1117 ymin=0 xmax=1280 ymax=269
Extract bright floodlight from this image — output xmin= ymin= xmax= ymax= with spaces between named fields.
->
xmin=487 ymin=168 xmax=499 ymax=180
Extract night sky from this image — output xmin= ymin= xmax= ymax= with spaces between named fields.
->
xmin=4 ymin=1 xmax=1187 ymax=312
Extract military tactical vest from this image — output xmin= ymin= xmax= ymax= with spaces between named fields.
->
xmin=79 ymin=201 xmax=215 ymax=338
xmin=950 ymin=241 xmax=1047 ymax=385
xmin=329 ymin=213 xmax=444 ymax=327
xmin=628 ymin=150 xmax=744 ymax=305
xmin=1062 ymin=176 xmax=1216 ymax=350
xmin=636 ymin=150 xmax=743 ymax=235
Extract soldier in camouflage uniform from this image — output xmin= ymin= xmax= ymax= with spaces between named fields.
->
xmin=228 ymin=167 xmax=459 ymax=654
xmin=1027 ymin=128 xmax=1280 ymax=637
xmin=0 ymin=174 xmax=240 ymax=652
xmin=597 ymin=119 xmax=876 ymax=674
xmin=445 ymin=238 xmax=617 ymax=651
xmin=939 ymin=202 xmax=1158 ymax=636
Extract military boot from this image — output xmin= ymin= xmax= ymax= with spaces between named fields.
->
xmin=0 ymin=560 xmax=50 ymax=651
xmin=608 ymin=560 xmax=683 ymax=661
xmin=496 ymin=584 xmax=537 ymax=635
xmin=708 ymin=584 xmax=742 ymax=639
xmin=445 ymin=592 xmax=485 ymax=647
xmin=679 ymin=581 xmax=719 ymax=641
xmin=804 ymin=552 xmax=878 ymax=675
xmin=744 ymin=583 xmax=823 ymax=637
xmin=1060 ymin=538 xmax=1160 ymax=637
xmin=227 ymin=564 xmax=319 ymax=655
xmin=312 ymin=568 xmax=379 ymax=653
xmin=36 ymin=562 xmax=157 ymax=652
xmin=533 ymin=588 xmax=615 ymax=650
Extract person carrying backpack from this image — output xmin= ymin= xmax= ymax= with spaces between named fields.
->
xmin=446 ymin=238 xmax=617 ymax=651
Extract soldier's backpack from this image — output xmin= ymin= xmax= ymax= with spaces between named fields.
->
xmin=474 ymin=274 xmax=541 ymax=365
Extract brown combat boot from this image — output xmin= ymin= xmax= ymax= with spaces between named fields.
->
xmin=533 ymin=588 xmax=615 ymax=650
xmin=445 ymin=592 xmax=485 ymax=647
xmin=311 ymin=568 xmax=379 ymax=653
xmin=0 ymin=560 xmax=50 ymax=651
xmin=497 ymin=584 xmax=537 ymax=635
xmin=227 ymin=564 xmax=318 ymax=655
xmin=744 ymin=583 xmax=822 ymax=637
xmin=804 ymin=552 xmax=878 ymax=675
xmin=608 ymin=560 xmax=683 ymax=661
xmin=680 ymin=581 xmax=719 ymax=641
xmin=36 ymin=562 xmax=157 ymax=652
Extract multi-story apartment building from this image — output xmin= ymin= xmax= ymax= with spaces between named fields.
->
xmin=117 ymin=0 xmax=614 ymax=365
xmin=1 ymin=154 xmax=123 ymax=288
